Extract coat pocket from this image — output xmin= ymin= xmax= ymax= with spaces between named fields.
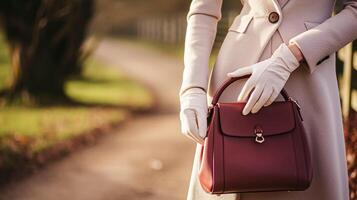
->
xmin=228 ymin=14 xmax=253 ymax=34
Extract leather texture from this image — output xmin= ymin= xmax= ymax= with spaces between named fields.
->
xmin=198 ymin=76 xmax=313 ymax=194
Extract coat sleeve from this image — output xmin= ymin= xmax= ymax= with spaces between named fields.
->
xmin=179 ymin=0 xmax=223 ymax=96
xmin=289 ymin=0 xmax=357 ymax=74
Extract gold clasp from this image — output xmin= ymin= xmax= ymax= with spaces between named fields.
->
xmin=254 ymin=126 xmax=265 ymax=144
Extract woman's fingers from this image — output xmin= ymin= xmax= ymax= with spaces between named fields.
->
xmin=251 ymin=86 xmax=272 ymax=113
xmin=182 ymin=109 xmax=205 ymax=144
xmin=242 ymin=84 xmax=264 ymax=115
xmin=237 ymin=76 xmax=255 ymax=102
xmin=229 ymin=66 xmax=254 ymax=102
xmin=264 ymin=90 xmax=279 ymax=107
xmin=181 ymin=109 xmax=201 ymax=143
xmin=197 ymin=112 xmax=207 ymax=139
xmin=227 ymin=66 xmax=253 ymax=78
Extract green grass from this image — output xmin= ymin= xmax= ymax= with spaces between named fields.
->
xmin=136 ymin=39 xmax=186 ymax=58
xmin=66 ymin=59 xmax=153 ymax=108
xmin=0 ymin=34 xmax=153 ymax=155
xmin=0 ymin=106 xmax=126 ymax=152
xmin=0 ymin=35 xmax=11 ymax=91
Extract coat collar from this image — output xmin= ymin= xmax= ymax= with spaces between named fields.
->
xmin=245 ymin=0 xmax=289 ymax=14
xmin=277 ymin=0 xmax=290 ymax=9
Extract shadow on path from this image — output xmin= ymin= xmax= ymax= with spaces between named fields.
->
xmin=0 ymin=38 xmax=195 ymax=200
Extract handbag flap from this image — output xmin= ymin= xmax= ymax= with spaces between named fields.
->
xmin=218 ymin=101 xmax=296 ymax=137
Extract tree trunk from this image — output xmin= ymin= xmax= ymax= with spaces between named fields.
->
xmin=10 ymin=42 xmax=67 ymax=98
xmin=0 ymin=0 xmax=94 ymax=102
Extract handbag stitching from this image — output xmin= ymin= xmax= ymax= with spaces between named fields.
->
xmin=293 ymin=103 xmax=311 ymax=188
xmin=293 ymin=104 xmax=307 ymax=188
xmin=276 ymin=101 xmax=300 ymax=190
xmin=222 ymin=125 xmax=226 ymax=193
xmin=213 ymin=107 xmax=224 ymax=194
xmin=290 ymin=106 xmax=300 ymax=189
xmin=211 ymin=108 xmax=216 ymax=193
xmin=296 ymin=105 xmax=312 ymax=186
xmin=295 ymin=106 xmax=306 ymax=188
xmin=219 ymin=110 xmax=225 ymax=193
xmin=200 ymin=109 xmax=216 ymax=193
xmin=300 ymin=125 xmax=310 ymax=187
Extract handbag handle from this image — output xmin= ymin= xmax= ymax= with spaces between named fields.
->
xmin=210 ymin=75 xmax=291 ymax=106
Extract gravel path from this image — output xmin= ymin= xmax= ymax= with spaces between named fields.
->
xmin=0 ymin=38 xmax=195 ymax=200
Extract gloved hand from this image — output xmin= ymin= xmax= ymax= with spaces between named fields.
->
xmin=179 ymin=87 xmax=208 ymax=144
xmin=227 ymin=43 xmax=300 ymax=115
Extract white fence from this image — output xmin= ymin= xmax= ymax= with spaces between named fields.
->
xmin=136 ymin=15 xmax=187 ymax=45
xmin=136 ymin=11 xmax=240 ymax=47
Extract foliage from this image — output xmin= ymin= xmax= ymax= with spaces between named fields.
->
xmin=0 ymin=34 xmax=11 ymax=91
xmin=0 ymin=106 xmax=125 ymax=182
xmin=0 ymin=0 xmax=94 ymax=100
xmin=0 ymin=107 xmax=126 ymax=152
xmin=0 ymin=57 xmax=153 ymax=152
xmin=0 ymin=46 xmax=154 ymax=182
xmin=92 ymin=0 xmax=241 ymax=35
xmin=66 ymin=59 xmax=153 ymax=108
xmin=345 ymin=112 xmax=357 ymax=200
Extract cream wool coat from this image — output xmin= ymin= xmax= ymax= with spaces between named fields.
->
xmin=180 ymin=0 xmax=357 ymax=200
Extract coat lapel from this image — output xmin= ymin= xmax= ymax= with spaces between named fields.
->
xmin=246 ymin=0 xmax=282 ymax=16
xmin=276 ymin=0 xmax=290 ymax=9
xmin=245 ymin=0 xmax=290 ymax=12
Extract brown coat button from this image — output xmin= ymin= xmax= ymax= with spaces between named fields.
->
xmin=268 ymin=12 xmax=280 ymax=23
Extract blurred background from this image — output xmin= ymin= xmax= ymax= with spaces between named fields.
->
xmin=0 ymin=0 xmax=355 ymax=200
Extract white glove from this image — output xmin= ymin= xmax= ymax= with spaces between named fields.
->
xmin=227 ymin=43 xmax=300 ymax=115
xmin=179 ymin=87 xmax=208 ymax=144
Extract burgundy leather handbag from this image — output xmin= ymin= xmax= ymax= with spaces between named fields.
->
xmin=198 ymin=75 xmax=313 ymax=194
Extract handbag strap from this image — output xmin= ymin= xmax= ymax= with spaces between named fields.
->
xmin=211 ymin=75 xmax=291 ymax=105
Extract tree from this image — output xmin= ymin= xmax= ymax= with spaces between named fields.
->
xmin=0 ymin=0 xmax=94 ymax=102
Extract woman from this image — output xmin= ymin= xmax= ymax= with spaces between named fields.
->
xmin=179 ymin=0 xmax=357 ymax=199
